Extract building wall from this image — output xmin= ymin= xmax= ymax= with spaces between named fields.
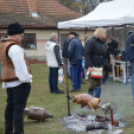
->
xmin=0 ymin=29 xmax=94 ymax=61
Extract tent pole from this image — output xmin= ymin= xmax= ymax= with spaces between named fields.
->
xmin=85 ymin=28 xmax=87 ymax=43
xmin=65 ymin=68 xmax=71 ymax=116
xmin=112 ymin=27 xmax=114 ymax=37
xmin=124 ymin=25 xmax=127 ymax=83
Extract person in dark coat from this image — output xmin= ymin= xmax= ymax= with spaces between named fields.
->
xmin=68 ymin=32 xmax=83 ymax=92
xmin=107 ymin=37 xmax=118 ymax=55
xmin=84 ymin=28 xmax=108 ymax=98
xmin=125 ymin=32 xmax=134 ymax=103
xmin=62 ymin=35 xmax=70 ymax=77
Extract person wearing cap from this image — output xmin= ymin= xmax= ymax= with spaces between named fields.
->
xmin=0 ymin=23 xmax=32 ymax=134
xmin=68 ymin=32 xmax=83 ymax=92
xmin=45 ymin=33 xmax=64 ymax=94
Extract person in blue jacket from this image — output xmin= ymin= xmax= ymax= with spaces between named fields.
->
xmin=68 ymin=32 xmax=83 ymax=92
xmin=125 ymin=31 xmax=134 ymax=103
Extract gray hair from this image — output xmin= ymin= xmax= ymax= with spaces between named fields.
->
xmin=50 ymin=33 xmax=57 ymax=39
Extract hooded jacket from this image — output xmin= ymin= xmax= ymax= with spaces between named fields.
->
xmin=84 ymin=37 xmax=108 ymax=69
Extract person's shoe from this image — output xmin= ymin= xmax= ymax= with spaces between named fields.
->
xmin=70 ymin=89 xmax=77 ymax=92
xmin=102 ymin=81 xmax=107 ymax=85
xmin=54 ymin=90 xmax=64 ymax=94
xmin=58 ymin=89 xmax=64 ymax=93
xmin=50 ymin=91 xmax=54 ymax=94
xmin=14 ymin=122 xmax=24 ymax=134
xmin=81 ymin=81 xmax=86 ymax=84
xmin=5 ymin=120 xmax=13 ymax=134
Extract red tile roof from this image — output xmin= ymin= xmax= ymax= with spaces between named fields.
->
xmin=0 ymin=0 xmax=82 ymax=27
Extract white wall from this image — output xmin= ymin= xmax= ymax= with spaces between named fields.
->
xmin=0 ymin=29 xmax=94 ymax=61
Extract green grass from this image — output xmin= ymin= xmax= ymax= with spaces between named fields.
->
xmin=0 ymin=64 xmax=134 ymax=134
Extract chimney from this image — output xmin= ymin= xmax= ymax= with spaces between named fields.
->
xmin=27 ymin=0 xmax=38 ymax=17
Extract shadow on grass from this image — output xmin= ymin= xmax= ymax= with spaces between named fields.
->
xmin=0 ymin=128 xmax=4 ymax=134
xmin=24 ymin=120 xmax=54 ymax=125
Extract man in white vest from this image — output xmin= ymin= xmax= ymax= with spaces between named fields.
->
xmin=45 ymin=33 xmax=64 ymax=94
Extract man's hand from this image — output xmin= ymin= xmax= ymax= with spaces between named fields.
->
xmin=88 ymin=67 xmax=93 ymax=72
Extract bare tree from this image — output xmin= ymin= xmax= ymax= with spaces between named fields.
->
xmin=56 ymin=0 xmax=111 ymax=15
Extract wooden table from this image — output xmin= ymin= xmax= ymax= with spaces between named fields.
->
xmin=112 ymin=60 xmax=130 ymax=83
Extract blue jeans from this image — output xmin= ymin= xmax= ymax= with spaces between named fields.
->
xmin=49 ymin=67 xmax=59 ymax=93
xmin=130 ymin=63 xmax=134 ymax=100
xmin=89 ymin=86 xmax=101 ymax=98
xmin=70 ymin=61 xmax=82 ymax=90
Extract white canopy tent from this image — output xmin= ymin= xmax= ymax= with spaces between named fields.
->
xmin=58 ymin=0 xmax=134 ymax=29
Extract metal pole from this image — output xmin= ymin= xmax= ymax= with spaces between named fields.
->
xmin=124 ymin=25 xmax=127 ymax=83
xmin=112 ymin=27 xmax=114 ymax=37
xmin=65 ymin=68 xmax=71 ymax=116
xmin=85 ymin=27 xmax=87 ymax=43
xmin=110 ymin=110 xmax=114 ymax=130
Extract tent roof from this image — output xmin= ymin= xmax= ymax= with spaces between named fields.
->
xmin=58 ymin=0 xmax=134 ymax=29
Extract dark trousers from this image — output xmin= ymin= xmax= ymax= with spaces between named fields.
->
xmin=102 ymin=66 xmax=109 ymax=83
xmin=70 ymin=61 xmax=82 ymax=90
xmin=5 ymin=83 xmax=31 ymax=123
xmin=49 ymin=67 xmax=59 ymax=93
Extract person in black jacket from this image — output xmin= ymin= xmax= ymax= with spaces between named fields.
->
xmin=84 ymin=28 xmax=108 ymax=98
xmin=107 ymin=37 xmax=118 ymax=55
xmin=62 ymin=36 xmax=70 ymax=77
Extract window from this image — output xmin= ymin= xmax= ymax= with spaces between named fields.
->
xmin=21 ymin=33 xmax=36 ymax=50
xmin=0 ymin=33 xmax=7 ymax=39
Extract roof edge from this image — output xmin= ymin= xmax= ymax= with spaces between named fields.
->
xmin=0 ymin=25 xmax=57 ymax=29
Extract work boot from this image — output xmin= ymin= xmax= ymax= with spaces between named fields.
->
xmin=54 ymin=90 xmax=64 ymax=94
xmin=14 ymin=122 xmax=24 ymax=134
xmin=81 ymin=81 xmax=86 ymax=84
xmin=5 ymin=120 xmax=13 ymax=134
xmin=70 ymin=89 xmax=77 ymax=92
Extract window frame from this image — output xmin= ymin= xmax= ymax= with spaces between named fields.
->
xmin=21 ymin=33 xmax=37 ymax=50
xmin=0 ymin=33 xmax=7 ymax=39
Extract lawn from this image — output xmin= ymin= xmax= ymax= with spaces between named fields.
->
xmin=0 ymin=64 xmax=134 ymax=134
